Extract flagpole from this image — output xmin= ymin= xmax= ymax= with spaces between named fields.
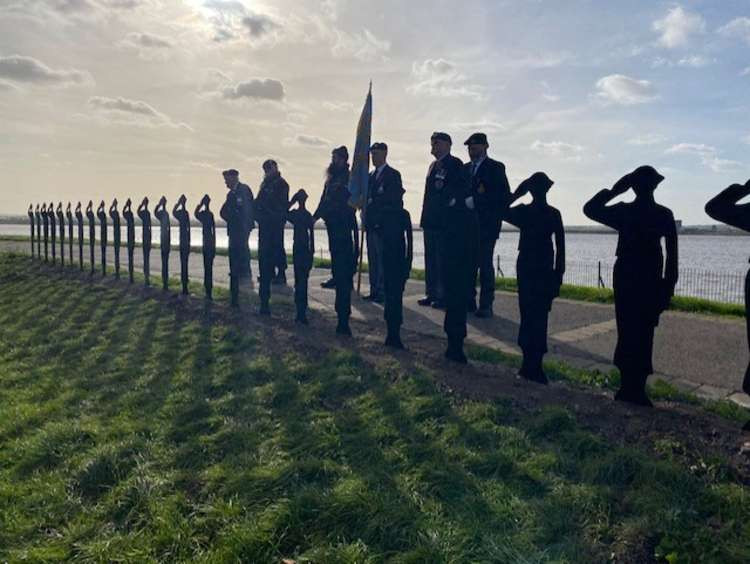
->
xmin=355 ymin=81 xmax=372 ymax=296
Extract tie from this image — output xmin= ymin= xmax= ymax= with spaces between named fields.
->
xmin=472 ymin=162 xmax=479 ymax=177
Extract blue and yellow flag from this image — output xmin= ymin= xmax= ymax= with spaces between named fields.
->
xmin=347 ymin=82 xmax=372 ymax=209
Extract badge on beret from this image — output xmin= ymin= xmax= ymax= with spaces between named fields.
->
xmin=478 ymin=183 xmax=486 ymax=194
xmin=435 ymin=180 xmax=444 ymax=189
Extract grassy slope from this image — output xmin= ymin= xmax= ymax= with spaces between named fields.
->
xmin=0 ymin=252 xmax=749 ymax=563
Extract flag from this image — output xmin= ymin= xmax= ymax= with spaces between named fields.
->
xmin=347 ymin=82 xmax=372 ymax=209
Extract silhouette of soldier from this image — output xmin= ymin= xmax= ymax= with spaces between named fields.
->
xmin=109 ymin=199 xmax=121 ymax=279
xmin=220 ymin=169 xmax=255 ymax=306
xmin=41 ymin=203 xmax=49 ymax=262
xmin=154 ymin=196 xmax=171 ymax=290
xmin=97 ymin=201 xmax=107 ymax=275
xmin=504 ymin=173 xmax=565 ymax=383
xmin=122 ymin=199 xmax=135 ymax=283
xmin=195 ymin=195 xmax=216 ymax=299
xmin=313 ymin=146 xmax=350 ymax=290
xmin=287 ymin=189 xmax=315 ymax=324
xmin=256 ymin=160 xmax=290 ymax=314
xmin=328 ymin=194 xmax=359 ymax=335
xmin=28 ymin=205 xmax=35 ymax=257
xmin=364 ymin=142 xmax=405 ymax=304
xmin=35 ymin=204 xmax=42 ymax=258
xmin=56 ymin=203 xmax=65 ymax=267
xmin=48 ymin=202 xmax=56 ymax=264
xmin=584 ymin=166 xmax=678 ymax=406
xmin=75 ymin=202 xmax=84 ymax=270
xmin=705 ymin=179 xmax=750 ymax=430
xmin=137 ymin=197 xmax=152 ymax=286
xmin=66 ymin=203 xmax=74 ymax=264
xmin=380 ymin=203 xmax=413 ymax=349
xmin=173 ymin=194 xmax=191 ymax=295
xmin=464 ymin=133 xmax=512 ymax=318
xmin=86 ymin=201 xmax=96 ymax=274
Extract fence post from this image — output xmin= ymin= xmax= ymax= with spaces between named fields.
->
xmin=598 ymin=261 xmax=605 ymax=288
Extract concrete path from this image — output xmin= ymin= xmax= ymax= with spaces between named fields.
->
xmin=4 ymin=239 xmax=748 ymax=408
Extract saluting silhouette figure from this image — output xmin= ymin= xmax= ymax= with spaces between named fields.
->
xmin=154 ymin=196 xmax=171 ymax=290
xmin=66 ymin=203 xmax=74 ymax=264
xmin=75 ymin=202 xmax=84 ymax=270
xmin=584 ymin=166 xmax=678 ymax=407
xmin=705 ymin=179 xmax=750 ymax=431
xmin=48 ymin=202 xmax=56 ymax=265
xmin=137 ymin=198 xmax=152 ymax=286
xmin=195 ymin=195 xmax=216 ymax=300
xmin=110 ymin=199 xmax=121 ymax=279
xmin=505 ymin=172 xmax=565 ymax=384
xmin=173 ymin=194 xmax=191 ymax=295
xmin=34 ymin=204 xmax=42 ymax=258
xmin=28 ymin=205 xmax=35 ymax=257
xmin=123 ymin=198 xmax=136 ymax=283
xmin=56 ymin=203 xmax=65 ymax=267
xmin=85 ymin=201 xmax=96 ymax=275
xmin=41 ymin=203 xmax=49 ymax=262
xmin=97 ymin=201 xmax=107 ymax=275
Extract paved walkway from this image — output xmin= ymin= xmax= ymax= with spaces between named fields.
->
xmin=4 ymin=239 xmax=748 ymax=408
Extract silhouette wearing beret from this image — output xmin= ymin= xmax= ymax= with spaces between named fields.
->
xmin=56 ymin=203 xmax=65 ymax=267
xmin=109 ymin=200 xmax=121 ymax=279
xmin=195 ymin=195 xmax=216 ymax=299
xmin=137 ymin=198 xmax=152 ymax=286
xmin=705 ymin=180 xmax=750 ymax=430
xmin=122 ymin=199 xmax=135 ymax=283
xmin=381 ymin=204 xmax=413 ymax=349
xmin=75 ymin=203 xmax=84 ymax=270
xmin=48 ymin=202 xmax=56 ymax=264
xmin=173 ymin=195 xmax=191 ymax=295
xmin=584 ymin=166 xmax=678 ymax=407
xmin=86 ymin=201 xmax=96 ymax=274
xmin=220 ymin=169 xmax=255 ymax=306
xmin=154 ymin=196 xmax=171 ymax=290
xmin=27 ymin=205 xmax=35 ymax=257
xmin=97 ymin=201 xmax=107 ymax=276
xmin=41 ymin=203 xmax=49 ymax=262
xmin=66 ymin=203 xmax=74 ymax=264
xmin=505 ymin=173 xmax=565 ymax=383
xmin=287 ymin=189 xmax=315 ymax=324
xmin=34 ymin=204 xmax=42 ymax=258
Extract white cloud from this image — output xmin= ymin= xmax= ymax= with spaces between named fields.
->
xmin=118 ymin=31 xmax=173 ymax=60
xmin=331 ymin=29 xmax=390 ymax=62
xmin=627 ymin=133 xmax=666 ymax=146
xmin=0 ymin=80 xmax=19 ymax=92
xmin=677 ymin=55 xmax=712 ymax=67
xmin=322 ymin=101 xmax=354 ymax=112
xmin=593 ymin=74 xmax=657 ymax=105
xmin=408 ymin=58 xmax=483 ymax=100
xmin=284 ymin=133 xmax=330 ymax=148
xmin=719 ymin=17 xmax=750 ymax=45
xmin=87 ymin=96 xmax=192 ymax=130
xmin=0 ymin=54 xmax=92 ymax=86
xmin=741 ymin=67 xmax=750 ymax=77
xmin=665 ymin=143 xmax=742 ymax=172
xmin=201 ymin=1 xmax=281 ymax=44
xmin=743 ymin=134 xmax=750 ymax=145
xmin=221 ymin=78 xmax=285 ymax=101
xmin=451 ymin=119 xmax=505 ymax=133
xmin=530 ymin=140 xmax=585 ymax=162
xmin=653 ymin=6 xmax=705 ymax=48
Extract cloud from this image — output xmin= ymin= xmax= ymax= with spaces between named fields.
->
xmin=408 ymin=58 xmax=483 ymax=100
xmin=451 ymin=119 xmax=505 ymax=133
xmin=627 ymin=133 xmax=666 ymax=146
xmin=665 ymin=143 xmax=741 ymax=172
xmin=241 ymin=14 xmax=279 ymax=38
xmin=530 ymin=140 xmax=585 ymax=162
xmin=201 ymin=1 xmax=281 ymax=44
xmin=221 ymin=78 xmax=285 ymax=101
xmin=284 ymin=134 xmax=330 ymax=148
xmin=719 ymin=17 xmax=750 ymax=45
xmin=653 ymin=6 xmax=705 ymax=48
xmin=652 ymin=54 xmax=713 ymax=68
xmin=331 ymin=29 xmax=390 ymax=61
xmin=0 ymin=80 xmax=19 ymax=92
xmin=322 ymin=101 xmax=354 ymax=112
xmin=0 ymin=54 xmax=92 ymax=86
xmin=87 ymin=96 xmax=192 ymax=130
xmin=122 ymin=32 xmax=172 ymax=49
xmin=741 ymin=67 xmax=750 ymax=77
xmin=593 ymin=74 xmax=657 ymax=105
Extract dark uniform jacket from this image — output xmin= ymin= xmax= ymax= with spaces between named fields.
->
xmin=255 ymin=173 xmax=290 ymax=227
xmin=365 ymin=164 xmax=404 ymax=231
xmin=314 ymin=168 xmax=351 ymax=224
xmin=220 ymin=183 xmax=255 ymax=247
xmin=419 ymin=154 xmax=470 ymax=230
xmin=465 ymin=157 xmax=511 ymax=239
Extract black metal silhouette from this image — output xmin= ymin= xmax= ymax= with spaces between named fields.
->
xmin=173 ymin=194 xmax=190 ymax=295
xmin=195 ymin=195 xmax=216 ymax=300
xmin=584 ymin=166 xmax=678 ymax=407
xmin=28 ymin=205 xmax=35 ymax=257
xmin=505 ymin=173 xmax=565 ymax=384
xmin=75 ymin=202 xmax=84 ymax=270
xmin=97 ymin=201 xmax=107 ymax=275
xmin=48 ymin=202 xmax=56 ymax=264
xmin=109 ymin=199 xmax=121 ymax=279
xmin=41 ymin=203 xmax=49 ymax=261
xmin=287 ymin=189 xmax=315 ymax=323
xmin=86 ymin=201 xmax=96 ymax=274
xmin=123 ymin=198 xmax=135 ymax=283
xmin=56 ymin=203 xmax=65 ymax=267
xmin=705 ymin=180 xmax=750 ymax=430
xmin=66 ymin=203 xmax=74 ymax=264
xmin=137 ymin=197 xmax=152 ymax=286
xmin=34 ymin=204 xmax=42 ymax=258
xmin=154 ymin=196 xmax=170 ymax=290
xmin=381 ymin=206 xmax=413 ymax=349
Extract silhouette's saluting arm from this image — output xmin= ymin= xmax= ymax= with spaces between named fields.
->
xmin=705 ymin=181 xmax=750 ymax=232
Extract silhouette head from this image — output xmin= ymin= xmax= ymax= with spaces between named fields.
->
xmin=262 ymin=159 xmax=278 ymax=176
xmin=430 ymin=132 xmax=451 ymax=159
xmin=464 ymin=132 xmax=489 ymax=161
xmin=294 ymin=188 xmax=309 ymax=204
xmin=519 ymin=172 xmax=554 ymax=199
xmin=630 ymin=165 xmax=664 ymax=196
xmin=223 ymin=169 xmax=239 ymax=189
xmin=66 ymin=202 xmax=71 ymax=212
xmin=331 ymin=146 xmax=349 ymax=168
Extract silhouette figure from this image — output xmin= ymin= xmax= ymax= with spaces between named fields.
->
xmin=137 ymin=198 xmax=152 ymax=286
xmin=34 ymin=204 xmax=42 ymax=258
xmin=287 ymin=189 xmax=315 ymax=324
xmin=220 ymin=169 xmax=255 ymax=306
xmin=96 ymin=201 xmax=107 ymax=275
xmin=66 ymin=203 xmax=74 ymax=264
xmin=504 ymin=173 xmax=565 ymax=383
xmin=48 ymin=203 xmax=56 ymax=264
xmin=195 ymin=195 xmax=216 ymax=299
xmin=109 ymin=199 xmax=121 ymax=279
xmin=123 ymin=198 xmax=135 ymax=283
xmin=380 ymin=204 xmax=413 ymax=349
xmin=56 ymin=203 xmax=65 ymax=267
xmin=705 ymin=180 xmax=750 ymax=431
xmin=27 ymin=205 xmax=35 ymax=257
xmin=154 ymin=196 xmax=171 ymax=290
xmin=75 ymin=202 xmax=84 ymax=270
xmin=85 ymin=201 xmax=96 ymax=275
xmin=330 ymin=199 xmax=359 ymax=335
xmin=172 ymin=194 xmax=190 ymax=295
xmin=584 ymin=166 xmax=678 ymax=407
xmin=41 ymin=203 xmax=49 ymax=262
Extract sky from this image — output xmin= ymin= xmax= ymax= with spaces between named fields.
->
xmin=0 ymin=0 xmax=749 ymax=224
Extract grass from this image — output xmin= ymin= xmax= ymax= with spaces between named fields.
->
xmin=0 ymin=252 xmax=749 ymax=562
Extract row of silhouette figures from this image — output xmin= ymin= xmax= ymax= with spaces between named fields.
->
xmin=26 ymin=196 xmax=214 ymax=297
xmin=24 ymin=173 xmax=750 ymax=426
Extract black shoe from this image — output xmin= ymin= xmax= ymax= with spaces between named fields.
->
xmin=336 ymin=323 xmax=352 ymax=336
xmin=431 ymin=300 xmax=446 ymax=310
xmin=385 ymin=335 xmax=405 ymax=349
xmin=321 ymin=278 xmax=336 ymax=289
xmin=417 ymin=297 xmax=433 ymax=306
xmin=614 ymin=388 xmax=653 ymax=407
xmin=295 ymin=315 xmax=308 ymax=325
xmin=467 ymin=301 xmax=477 ymax=313
xmin=259 ymin=304 xmax=271 ymax=316
xmin=444 ymin=345 xmax=468 ymax=364
xmin=475 ymin=307 xmax=493 ymax=319
xmin=522 ymin=370 xmax=549 ymax=385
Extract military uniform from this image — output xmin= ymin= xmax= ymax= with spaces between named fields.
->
xmin=75 ymin=205 xmax=84 ymax=270
xmin=27 ymin=206 xmax=34 ymax=257
xmin=173 ymin=202 xmax=191 ymax=295
xmin=287 ymin=203 xmax=315 ymax=323
xmin=97 ymin=204 xmax=107 ymax=275
xmin=137 ymin=201 xmax=152 ymax=285
xmin=56 ymin=204 xmax=65 ymax=266
xmin=220 ymin=181 xmax=255 ymax=306
xmin=123 ymin=201 xmax=136 ymax=283
xmin=314 ymin=162 xmax=350 ymax=288
xmin=66 ymin=205 xmax=74 ymax=264
xmin=195 ymin=200 xmax=216 ymax=299
xmin=48 ymin=204 xmax=57 ymax=264
xmin=154 ymin=201 xmax=171 ymax=290
xmin=109 ymin=203 xmax=121 ymax=279
xmin=256 ymin=172 xmax=290 ymax=313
